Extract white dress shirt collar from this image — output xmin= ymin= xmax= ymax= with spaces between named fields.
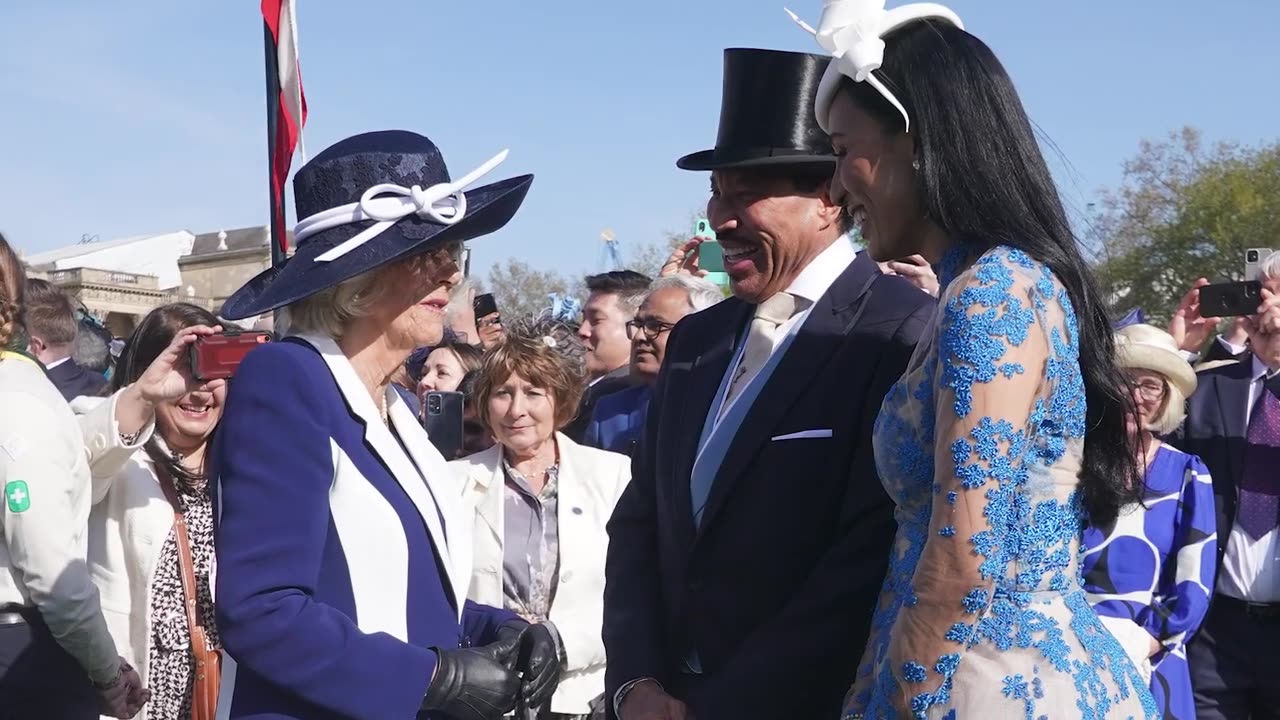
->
xmin=783 ymin=233 xmax=858 ymax=305
xmin=1252 ymin=355 xmax=1280 ymax=383
xmin=44 ymin=356 xmax=70 ymax=370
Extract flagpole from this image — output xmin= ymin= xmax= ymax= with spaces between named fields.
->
xmin=263 ymin=19 xmax=286 ymax=329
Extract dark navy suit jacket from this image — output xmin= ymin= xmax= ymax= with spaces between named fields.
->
xmin=46 ymin=358 xmax=107 ymax=401
xmin=1171 ymin=357 xmax=1252 ymax=563
xmin=583 ymin=384 xmax=651 ymax=455
xmin=212 ymin=336 xmax=514 ymax=719
xmin=603 ymin=253 xmax=934 ymax=719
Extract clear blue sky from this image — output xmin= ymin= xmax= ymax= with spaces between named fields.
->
xmin=1 ymin=0 xmax=1276 ymax=279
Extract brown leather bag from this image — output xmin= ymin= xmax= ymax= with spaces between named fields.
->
xmin=158 ymin=467 xmax=222 ymax=720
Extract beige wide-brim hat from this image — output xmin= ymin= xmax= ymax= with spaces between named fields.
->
xmin=1114 ymin=323 xmax=1197 ymax=398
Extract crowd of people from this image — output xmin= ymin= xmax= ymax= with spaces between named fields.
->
xmin=1 ymin=1 xmax=1277 ymax=719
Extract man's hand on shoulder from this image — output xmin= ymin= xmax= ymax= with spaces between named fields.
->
xmin=618 ymin=680 xmax=692 ymax=720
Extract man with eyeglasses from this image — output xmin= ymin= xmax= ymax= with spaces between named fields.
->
xmin=584 ymin=275 xmax=724 ymax=455
xmin=563 ymin=270 xmax=652 ymax=442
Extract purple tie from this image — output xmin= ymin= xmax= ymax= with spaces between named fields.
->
xmin=1238 ymin=375 xmax=1280 ymax=540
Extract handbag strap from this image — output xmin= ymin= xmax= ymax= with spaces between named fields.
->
xmin=156 ymin=464 xmax=205 ymax=650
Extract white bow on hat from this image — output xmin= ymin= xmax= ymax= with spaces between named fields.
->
xmin=785 ymin=0 xmax=963 ymax=133
xmin=294 ymin=150 xmax=509 ymax=263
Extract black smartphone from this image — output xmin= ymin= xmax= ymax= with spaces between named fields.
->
xmin=1199 ymin=281 xmax=1263 ymax=318
xmin=423 ymin=391 xmax=465 ymax=459
xmin=473 ymin=293 xmax=499 ymax=318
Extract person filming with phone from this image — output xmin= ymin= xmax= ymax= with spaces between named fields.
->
xmin=1176 ymin=249 xmax=1280 ymax=718
xmin=70 ymin=303 xmax=233 ymax=720
xmin=1168 ymin=249 xmax=1278 ymax=365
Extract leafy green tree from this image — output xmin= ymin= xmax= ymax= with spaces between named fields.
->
xmin=484 ymin=258 xmax=584 ymax=322
xmin=1093 ymin=127 xmax=1280 ymax=325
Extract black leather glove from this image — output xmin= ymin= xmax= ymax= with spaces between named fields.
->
xmin=421 ymin=646 xmax=520 ymax=720
xmin=493 ymin=621 xmax=562 ymax=710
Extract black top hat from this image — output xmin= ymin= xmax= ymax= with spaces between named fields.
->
xmin=220 ymin=130 xmax=533 ymax=321
xmin=677 ymin=49 xmax=835 ymax=171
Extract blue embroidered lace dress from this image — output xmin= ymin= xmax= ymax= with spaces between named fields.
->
xmin=844 ymin=246 xmax=1158 ymax=719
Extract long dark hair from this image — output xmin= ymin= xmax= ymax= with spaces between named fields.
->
xmin=843 ymin=21 xmax=1139 ymax=525
xmin=111 ymin=303 xmax=221 ymax=485
xmin=0 ymin=233 xmax=26 ymax=352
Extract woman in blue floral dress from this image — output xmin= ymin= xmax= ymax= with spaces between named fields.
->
xmin=790 ymin=1 xmax=1158 ymax=717
xmin=1082 ymin=324 xmax=1217 ymax=719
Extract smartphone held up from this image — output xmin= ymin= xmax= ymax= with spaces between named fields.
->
xmin=423 ymin=390 xmax=465 ymax=460
xmin=694 ymin=218 xmax=730 ymax=290
xmin=1189 ymin=248 xmax=1277 ymax=320
xmin=190 ymin=331 xmax=272 ymax=380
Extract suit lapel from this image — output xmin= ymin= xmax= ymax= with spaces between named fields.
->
xmin=696 ymin=256 xmax=880 ymax=537
xmin=555 ymin=434 xmax=585 ymax=560
xmin=1216 ymin=357 xmax=1254 ymax=486
xmin=670 ymin=302 xmax=750 ymax=547
xmin=393 ymin=397 xmax=471 ymax=613
xmin=295 ymin=334 xmax=462 ymax=611
xmin=467 ymin=447 xmax=505 ymax=551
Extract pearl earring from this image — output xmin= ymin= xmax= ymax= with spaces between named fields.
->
xmin=912 ymin=159 xmax=921 ymax=171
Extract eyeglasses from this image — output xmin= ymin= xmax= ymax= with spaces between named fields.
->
xmin=626 ymin=318 xmax=676 ymax=340
xmin=477 ymin=315 xmax=502 ymax=329
xmin=1131 ymin=379 xmax=1167 ymax=402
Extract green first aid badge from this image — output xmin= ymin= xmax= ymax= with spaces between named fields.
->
xmin=5 ymin=481 xmax=30 ymax=513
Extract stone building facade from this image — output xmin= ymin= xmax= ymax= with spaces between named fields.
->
xmin=24 ymin=226 xmax=279 ymax=336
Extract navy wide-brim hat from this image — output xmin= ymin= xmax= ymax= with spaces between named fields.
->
xmin=220 ymin=130 xmax=533 ymax=321
xmin=677 ymin=48 xmax=836 ymax=171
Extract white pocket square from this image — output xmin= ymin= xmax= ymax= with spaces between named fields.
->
xmin=771 ymin=429 xmax=833 ymax=441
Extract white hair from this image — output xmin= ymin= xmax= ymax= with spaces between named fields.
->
xmin=446 ymin=277 xmax=478 ymax=326
xmin=284 ymin=267 xmax=386 ymax=339
xmin=646 ymin=274 xmax=724 ymax=313
xmin=1261 ymin=250 xmax=1280 ymax=282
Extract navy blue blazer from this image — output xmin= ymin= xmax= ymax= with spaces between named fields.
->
xmin=583 ymin=384 xmax=651 ymax=455
xmin=1170 ymin=357 xmax=1252 ymax=563
xmin=47 ymin=358 xmax=108 ymax=401
xmin=212 ymin=335 xmax=515 ymax=719
xmin=603 ymin=253 xmax=934 ymax=719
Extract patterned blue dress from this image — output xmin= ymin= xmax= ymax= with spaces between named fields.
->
xmin=1081 ymin=445 xmax=1217 ymax=720
xmin=844 ymin=246 xmax=1158 ymax=719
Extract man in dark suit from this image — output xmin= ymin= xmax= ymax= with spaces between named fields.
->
xmin=24 ymin=279 xmax=107 ymax=400
xmin=565 ymin=270 xmax=651 ymax=441
xmin=585 ymin=274 xmax=725 ymax=454
xmin=1180 ymin=261 xmax=1280 ymax=720
xmin=603 ymin=48 xmax=934 ymax=720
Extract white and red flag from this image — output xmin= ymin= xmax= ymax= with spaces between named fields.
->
xmin=262 ymin=0 xmax=307 ymax=258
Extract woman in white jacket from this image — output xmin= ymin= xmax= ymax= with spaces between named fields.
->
xmin=77 ymin=303 xmax=227 ymax=720
xmin=452 ymin=319 xmax=631 ymax=719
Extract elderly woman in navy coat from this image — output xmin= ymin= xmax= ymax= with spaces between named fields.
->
xmin=211 ymin=131 xmax=561 ymax=720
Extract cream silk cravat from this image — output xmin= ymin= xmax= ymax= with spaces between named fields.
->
xmin=720 ymin=291 xmax=799 ymax=414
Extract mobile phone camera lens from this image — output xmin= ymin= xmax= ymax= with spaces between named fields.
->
xmin=1248 ymin=250 xmax=1260 ymax=262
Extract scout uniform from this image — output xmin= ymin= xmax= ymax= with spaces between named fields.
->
xmin=0 ymin=350 xmax=121 ymax=717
